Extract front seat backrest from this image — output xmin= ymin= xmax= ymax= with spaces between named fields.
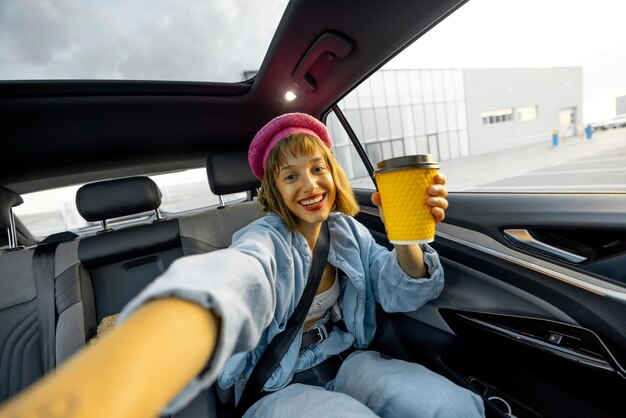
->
xmin=76 ymin=176 xmax=180 ymax=323
xmin=178 ymin=150 xmax=263 ymax=254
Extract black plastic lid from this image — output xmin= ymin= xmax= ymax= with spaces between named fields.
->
xmin=374 ymin=154 xmax=439 ymax=175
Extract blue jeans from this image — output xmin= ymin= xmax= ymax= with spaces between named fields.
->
xmin=244 ymin=351 xmax=485 ymax=418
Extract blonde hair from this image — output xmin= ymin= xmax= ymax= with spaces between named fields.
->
xmin=258 ymin=133 xmax=359 ymax=230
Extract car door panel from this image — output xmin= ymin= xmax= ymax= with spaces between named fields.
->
xmin=354 ymin=188 xmax=626 ymax=418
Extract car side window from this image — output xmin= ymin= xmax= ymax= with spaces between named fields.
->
xmin=334 ymin=0 xmax=625 ymax=193
xmin=325 ymin=111 xmax=375 ymax=189
xmin=13 ymin=169 xmax=247 ymax=239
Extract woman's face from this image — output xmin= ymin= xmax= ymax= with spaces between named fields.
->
xmin=275 ymin=151 xmax=336 ymax=232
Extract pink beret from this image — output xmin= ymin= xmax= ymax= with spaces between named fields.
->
xmin=248 ymin=112 xmax=332 ymax=180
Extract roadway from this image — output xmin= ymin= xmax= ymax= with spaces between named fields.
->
xmin=444 ymin=128 xmax=626 ymax=192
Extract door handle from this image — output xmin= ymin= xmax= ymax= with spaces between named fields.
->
xmin=503 ymin=229 xmax=587 ymax=263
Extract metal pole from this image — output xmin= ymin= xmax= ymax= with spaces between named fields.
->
xmin=7 ymin=209 xmax=17 ymax=249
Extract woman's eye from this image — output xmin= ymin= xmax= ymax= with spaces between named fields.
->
xmin=313 ymin=166 xmax=326 ymax=173
xmin=283 ymin=174 xmax=296 ymax=181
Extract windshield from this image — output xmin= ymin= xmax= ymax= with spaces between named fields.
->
xmin=0 ymin=0 xmax=289 ymax=82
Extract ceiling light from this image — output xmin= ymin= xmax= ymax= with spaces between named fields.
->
xmin=284 ymin=91 xmax=297 ymax=101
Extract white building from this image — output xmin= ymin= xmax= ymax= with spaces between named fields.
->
xmin=616 ymin=95 xmax=626 ymax=116
xmin=328 ymin=67 xmax=583 ymax=180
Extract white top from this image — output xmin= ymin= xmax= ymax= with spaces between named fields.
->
xmin=305 ymin=269 xmax=341 ymax=322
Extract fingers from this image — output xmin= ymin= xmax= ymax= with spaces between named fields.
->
xmin=430 ymin=173 xmax=448 ymax=224
xmin=371 ymin=191 xmax=382 ymax=207
xmin=428 ymin=185 xmax=448 ymax=197
xmin=434 ymin=172 xmax=447 ymax=185
xmin=427 ymin=196 xmax=449 ymax=211
xmin=370 ymin=191 xmax=386 ymax=225
xmin=431 ymin=207 xmax=446 ymax=223
xmin=428 ymin=184 xmax=448 ymax=198
xmin=429 ymin=173 xmax=448 ymax=197
xmin=428 ymin=195 xmax=449 ymax=224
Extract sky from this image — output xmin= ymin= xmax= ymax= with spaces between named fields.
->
xmin=385 ymin=0 xmax=626 ymax=122
xmin=0 ymin=0 xmax=289 ymax=82
xmin=1 ymin=0 xmax=625 ymax=121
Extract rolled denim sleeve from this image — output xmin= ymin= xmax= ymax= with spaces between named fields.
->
xmin=360 ymin=224 xmax=444 ymax=312
xmin=378 ymin=244 xmax=444 ymax=312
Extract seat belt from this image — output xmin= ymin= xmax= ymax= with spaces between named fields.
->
xmin=32 ymin=231 xmax=77 ymax=373
xmin=237 ymin=221 xmax=330 ymax=414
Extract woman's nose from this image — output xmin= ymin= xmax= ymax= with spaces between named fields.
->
xmin=301 ymin=172 xmax=317 ymax=192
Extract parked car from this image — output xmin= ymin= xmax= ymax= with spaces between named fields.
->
xmin=1 ymin=1 xmax=625 ymax=417
xmin=606 ymin=115 xmax=626 ymax=129
xmin=591 ymin=115 xmax=626 ymax=130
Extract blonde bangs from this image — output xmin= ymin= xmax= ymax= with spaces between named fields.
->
xmin=271 ymin=135 xmax=326 ymax=173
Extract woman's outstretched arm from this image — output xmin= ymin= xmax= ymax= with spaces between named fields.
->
xmin=0 ymin=297 xmax=220 ymax=418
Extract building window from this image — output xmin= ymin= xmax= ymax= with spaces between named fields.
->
xmin=481 ymin=108 xmax=513 ymax=124
xmin=518 ymin=105 xmax=538 ymax=121
xmin=365 ymin=138 xmax=405 ymax=165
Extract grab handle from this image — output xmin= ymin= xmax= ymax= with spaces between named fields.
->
xmin=503 ymin=229 xmax=587 ymax=263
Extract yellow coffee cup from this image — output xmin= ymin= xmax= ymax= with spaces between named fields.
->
xmin=374 ymin=154 xmax=439 ymax=244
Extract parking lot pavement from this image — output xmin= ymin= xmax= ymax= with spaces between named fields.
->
xmin=443 ymin=128 xmax=626 ymax=192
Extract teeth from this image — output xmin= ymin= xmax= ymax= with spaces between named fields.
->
xmin=300 ymin=195 xmax=324 ymax=206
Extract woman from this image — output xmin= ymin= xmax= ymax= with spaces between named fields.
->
xmin=120 ymin=112 xmax=481 ymax=417
xmin=208 ymin=113 xmax=484 ymax=417
xmin=0 ymin=113 xmax=484 ymax=418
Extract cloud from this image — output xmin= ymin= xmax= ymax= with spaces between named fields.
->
xmin=0 ymin=0 xmax=73 ymax=65
xmin=0 ymin=0 xmax=288 ymax=81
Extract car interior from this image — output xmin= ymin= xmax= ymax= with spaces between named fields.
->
xmin=1 ymin=0 xmax=625 ymax=417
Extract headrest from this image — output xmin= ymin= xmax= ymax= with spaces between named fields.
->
xmin=0 ymin=186 xmax=23 ymax=228
xmin=76 ymin=177 xmax=161 ymax=222
xmin=207 ymin=150 xmax=260 ymax=196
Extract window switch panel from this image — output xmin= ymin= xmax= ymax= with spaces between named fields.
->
xmin=547 ymin=332 xmax=563 ymax=345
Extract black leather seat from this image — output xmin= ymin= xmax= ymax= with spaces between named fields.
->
xmin=179 ymin=150 xmax=263 ymax=255
xmin=0 ymin=185 xmax=96 ymax=403
xmin=1 ymin=157 xmax=261 ymax=412
xmin=0 ymin=186 xmax=42 ymax=402
xmin=74 ymin=176 xmax=218 ymax=418
xmin=75 ymin=176 xmax=183 ymax=324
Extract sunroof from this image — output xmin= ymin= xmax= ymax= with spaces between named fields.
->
xmin=0 ymin=0 xmax=289 ymax=82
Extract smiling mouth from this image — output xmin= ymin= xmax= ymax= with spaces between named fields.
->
xmin=299 ymin=193 xmax=325 ymax=207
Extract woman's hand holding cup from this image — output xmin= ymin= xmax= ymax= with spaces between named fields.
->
xmin=371 ymin=153 xmax=448 ymax=245
xmin=371 ymin=172 xmax=448 ymax=226
xmin=427 ymin=172 xmax=448 ymax=224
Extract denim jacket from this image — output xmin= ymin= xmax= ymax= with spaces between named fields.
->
xmin=118 ymin=212 xmax=444 ymax=413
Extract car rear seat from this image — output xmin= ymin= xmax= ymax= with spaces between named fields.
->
xmin=1 ymin=151 xmax=262 ymax=413
xmin=64 ymin=152 xmax=260 ymax=416
xmin=72 ymin=151 xmax=263 ymax=328
xmin=0 ymin=186 xmax=42 ymax=402
xmin=1 ymin=184 xmax=89 ymax=403
xmin=67 ymin=176 xmax=219 ymax=418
